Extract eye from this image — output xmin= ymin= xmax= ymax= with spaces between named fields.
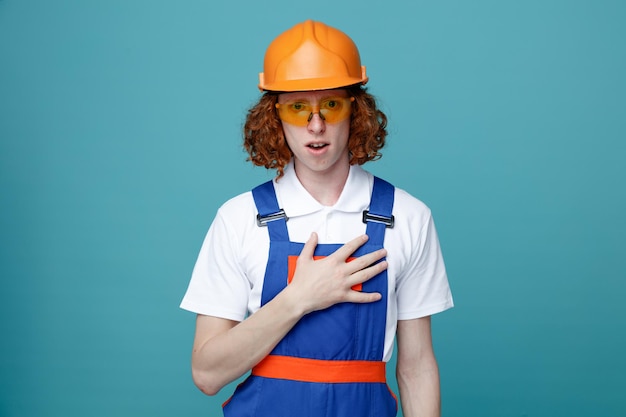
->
xmin=321 ymin=98 xmax=343 ymax=111
xmin=288 ymin=101 xmax=310 ymax=112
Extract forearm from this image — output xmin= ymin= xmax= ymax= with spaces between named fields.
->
xmin=192 ymin=287 xmax=306 ymax=395
xmin=397 ymin=357 xmax=441 ymax=417
xmin=191 ymin=233 xmax=387 ymax=396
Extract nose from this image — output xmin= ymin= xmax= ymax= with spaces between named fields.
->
xmin=307 ymin=112 xmax=326 ymax=134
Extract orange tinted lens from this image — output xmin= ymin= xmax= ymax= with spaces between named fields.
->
xmin=276 ymin=100 xmax=314 ymax=126
xmin=318 ymin=97 xmax=352 ymax=123
xmin=276 ymin=97 xmax=353 ymax=126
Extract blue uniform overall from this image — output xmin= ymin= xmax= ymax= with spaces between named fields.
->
xmin=223 ymin=177 xmax=398 ymax=417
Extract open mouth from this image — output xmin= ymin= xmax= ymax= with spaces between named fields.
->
xmin=307 ymin=143 xmax=328 ymax=149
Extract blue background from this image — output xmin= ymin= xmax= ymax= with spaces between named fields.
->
xmin=1 ymin=1 xmax=625 ymax=416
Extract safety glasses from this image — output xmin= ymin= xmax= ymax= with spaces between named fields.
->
xmin=275 ymin=96 xmax=354 ymax=126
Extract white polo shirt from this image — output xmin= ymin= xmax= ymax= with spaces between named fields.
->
xmin=181 ymin=162 xmax=453 ymax=361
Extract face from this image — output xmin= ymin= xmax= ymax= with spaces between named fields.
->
xmin=277 ymin=89 xmax=351 ymax=181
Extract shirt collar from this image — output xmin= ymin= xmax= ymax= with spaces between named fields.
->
xmin=274 ymin=160 xmax=373 ymax=217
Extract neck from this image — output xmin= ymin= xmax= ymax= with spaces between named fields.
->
xmin=293 ymin=161 xmax=350 ymax=206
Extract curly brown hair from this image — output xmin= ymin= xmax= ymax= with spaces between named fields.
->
xmin=243 ymin=85 xmax=387 ymax=178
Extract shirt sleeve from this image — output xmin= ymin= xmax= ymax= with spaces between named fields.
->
xmin=395 ymin=211 xmax=454 ymax=320
xmin=180 ymin=209 xmax=250 ymax=321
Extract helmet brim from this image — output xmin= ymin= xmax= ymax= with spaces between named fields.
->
xmin=259 ymin=75 xmax=368 ymax=92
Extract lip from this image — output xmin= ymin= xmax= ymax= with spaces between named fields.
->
xmin=306 ymin=141 xmax=329 ymax=148
xmin=304 ymin=142 xmax=330 ymax=155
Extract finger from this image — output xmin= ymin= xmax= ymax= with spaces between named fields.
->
xmin=331 ymin=234 xmax=369 ymax=261
xmin=344 ymin=290 xmax=382 ymax=304
xmin=346 ymin=260 xmax=388 ymax=288
xmin=344 ymin=248 xmax=387 ymax=274
xmin=299 ymin=232 xmax=318 ymax=261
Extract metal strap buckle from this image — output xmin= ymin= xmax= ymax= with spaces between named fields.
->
xmin=362 ymin=210 xmax=394 ymax=228
xmin=256 ymin=209 xmax=288 ymax=227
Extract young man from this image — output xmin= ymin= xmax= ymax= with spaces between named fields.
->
xmin=181 ymin=20 xmax=453 ymax=417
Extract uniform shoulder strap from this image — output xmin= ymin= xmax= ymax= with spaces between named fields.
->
xmin=363 ymin=177 xmax=395 ymax=245
xmin=251 ymin=180 xmax=289 ymax=242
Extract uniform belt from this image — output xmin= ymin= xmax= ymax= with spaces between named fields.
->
xmin=251 ymin=355 xmax=386 ymax=383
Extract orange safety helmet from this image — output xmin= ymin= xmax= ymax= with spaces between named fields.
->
xmin=259 ymin=20 xmax=368 ymax=92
